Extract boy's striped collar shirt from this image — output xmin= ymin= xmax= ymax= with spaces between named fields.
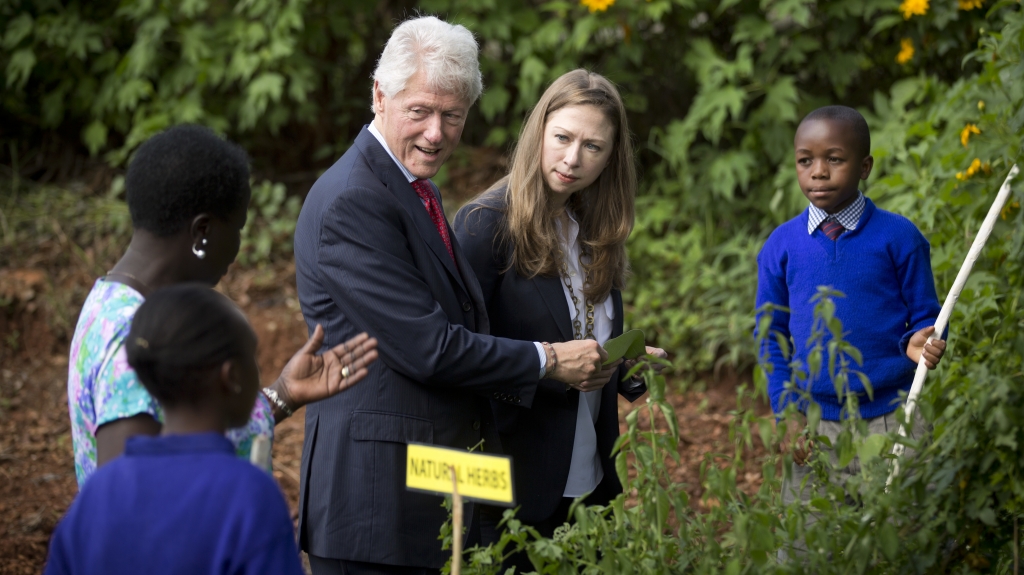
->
xmin=806 ymin=191 xmax=866 ymax=234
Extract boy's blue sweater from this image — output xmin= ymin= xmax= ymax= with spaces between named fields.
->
xmin=755 ymin=198 xmax=940 ymax=420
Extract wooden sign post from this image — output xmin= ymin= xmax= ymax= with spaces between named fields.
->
xmin=450 ymin=467 xmax=462 ymax=575
xmin=405 ymin=443 xmax=515 ymax=573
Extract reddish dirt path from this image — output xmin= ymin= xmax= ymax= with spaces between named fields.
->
xmin=0 ymin=265 xmax=765 ymax=574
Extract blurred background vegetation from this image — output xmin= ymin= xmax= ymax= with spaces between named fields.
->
xmin=4 ymin=0 xmax=1024 ymax=571
xmin=3 ymin=0 xmax=1018 ymax=377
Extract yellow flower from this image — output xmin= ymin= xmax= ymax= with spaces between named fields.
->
xmin=580 ymin=0 xmax=615 ymax=12
xmin=966 ymin=158 xmax=982 ymax=177
xmin=896 ymin=38 xmax=915 ymax=64
xmin=900 ymin=0 xmax=929 ymax=19
xmin=958 ymin=0 xmax=984 ymax=9
xmin=978 ymin=100 xmax=985 ymax=111
xmin=1002 ymin=201 xmax=1020 ymax=220
xmin=957 ymin=158 xmax=990 ymax=183
xmin=960 ymin=123 xmax=980 ymax=147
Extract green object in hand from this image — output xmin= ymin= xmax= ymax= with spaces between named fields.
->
xmin=602 ymin=330 xmax=645 ymax=365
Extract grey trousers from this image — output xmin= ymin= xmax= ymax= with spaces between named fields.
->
xmin=779 ymin=410 xmax=926 ymax=560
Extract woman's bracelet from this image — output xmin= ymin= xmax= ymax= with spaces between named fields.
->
xmin=542 ymin=342 xmax=558 ymax=378
xmin=262 ymin=387 xmax=294 ymax=418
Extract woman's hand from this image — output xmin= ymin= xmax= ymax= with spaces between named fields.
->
xmin=623 ymin=346 xmax=669 ymax=377
xmin=269 ymin=325 xmax=378 ymax=420
xmin=568 ymin=359 xmax=622 ymax=393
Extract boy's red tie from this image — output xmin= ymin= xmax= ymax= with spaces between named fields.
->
xmin=820 ymin=217 xmax=846 ymax=240
xmin=411 ymin=179 xmax=456 ymax=263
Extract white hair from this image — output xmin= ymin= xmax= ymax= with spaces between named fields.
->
xmin=371 ymin=16 xmax=483 ymax=109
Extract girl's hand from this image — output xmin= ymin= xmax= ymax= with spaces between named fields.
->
xmin=272 ymin=326 xmax=379 ymax=417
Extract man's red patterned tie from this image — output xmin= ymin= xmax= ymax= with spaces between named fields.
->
xmin=411 ymin=179 xmax=456 ymax=263
xmin=820 ymin=217 xmax=846 ymax=240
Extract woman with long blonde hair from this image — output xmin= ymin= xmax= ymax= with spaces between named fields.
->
xmin=453 ymin=69 xmax=666 ymax=549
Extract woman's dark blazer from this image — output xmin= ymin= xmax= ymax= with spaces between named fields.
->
xmin=452 ymin=190 xmax=647 ymax=524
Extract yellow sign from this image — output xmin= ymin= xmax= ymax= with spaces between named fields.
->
xmin=405 ymin=443 xmax=515 ymax=506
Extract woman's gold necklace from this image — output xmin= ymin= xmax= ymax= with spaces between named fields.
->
xmin=561 ymin=251 xmax=594 ymax=341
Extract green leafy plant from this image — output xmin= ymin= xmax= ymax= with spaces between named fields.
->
xmin=238 ymin=179 xmax=300 ymax=265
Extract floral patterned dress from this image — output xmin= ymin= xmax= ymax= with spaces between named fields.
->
xmin=67 ymin=278 xmax=275 ymax=486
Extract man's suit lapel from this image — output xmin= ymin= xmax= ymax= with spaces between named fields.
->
xmin=354 ymin=129 xmax=468 ymax=293
xmin=535 ymin=275 xmax=574 ymax=342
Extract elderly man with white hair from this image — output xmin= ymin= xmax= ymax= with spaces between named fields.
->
xmin=293 ymin=16 xmax=606 ymax=574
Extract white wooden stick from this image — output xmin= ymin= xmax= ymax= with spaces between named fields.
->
xmin=887 ymin=164 xmax=1019 ymax=486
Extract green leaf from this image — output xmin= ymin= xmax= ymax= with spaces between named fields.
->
xmin=82 ymin=120 xmax=108 ymax=156
xmin=240 ymin=71 xmax=285 ymax=129
xmin=3 ymin=13 xmax=33 ymax=49
xmin=806 ymin=403 xmax=821 ymax=436
xmin=658 ymin=401 xmax=680 ymax=440
xmin=479 ymin=86 xmax=510 ymax=122
xmin=603 ymin=329 xmax=645 ymax=364
xmin=879 ymin=522 xmax=899 ymax=560
xmin=856 ymin=433 xmax=888 ymax=465
xmin=759 ymin=76 xmax=799 ymax=123
xmin=516 ymin=56 xmax=547 ymax=107
xmin=732 ymin=15 xmax=773 ymax=43
xmin=706 ymin=150 xmax=756 ymax=199
xmin=715 ymin=0 xmax=744 ymax=16
xmin=977 ymin=508 xmax=996 ymax=526
xmin=5 ymin=48 xmax=36 ymax=90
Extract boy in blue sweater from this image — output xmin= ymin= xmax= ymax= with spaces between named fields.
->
xmin=755 ymin=106 xmax=946 ymax=538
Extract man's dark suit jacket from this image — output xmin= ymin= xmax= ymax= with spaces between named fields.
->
xmin=452 ymin=190 xmax=647 ymax=524
xmin=293 ymin=128 xmax=541 ymax=568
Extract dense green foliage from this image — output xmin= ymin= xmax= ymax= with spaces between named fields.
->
xmin=4 ymin=0 xmax=1024 ymax=572
xmin=3 ymin=0 xmax=1006 ymax=373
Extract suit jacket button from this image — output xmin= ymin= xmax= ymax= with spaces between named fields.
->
xmin=462 ymin=301 xmax=472 ymax=312
xmin=515 ymin=397 xmax=521 ymax=404
xmin=472 ymin=420 xmax=481 ymax=430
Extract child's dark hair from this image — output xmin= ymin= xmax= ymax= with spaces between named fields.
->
xmin=125 ymin=284 xmax=255 ymax=407
xmin=126 ymin=124 xmax=251 ymax=237
xmin=799 ymin=105 xmax=871 ymax=160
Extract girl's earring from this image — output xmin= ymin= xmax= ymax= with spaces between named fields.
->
xmin=192 ymin=240 xmax=207 ymax=260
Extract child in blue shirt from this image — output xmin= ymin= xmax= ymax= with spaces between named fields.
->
xmin=45 ymin=285 xmax=306 ymax=575
xmin=755 ymin=106 xmax=947 ymax=552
